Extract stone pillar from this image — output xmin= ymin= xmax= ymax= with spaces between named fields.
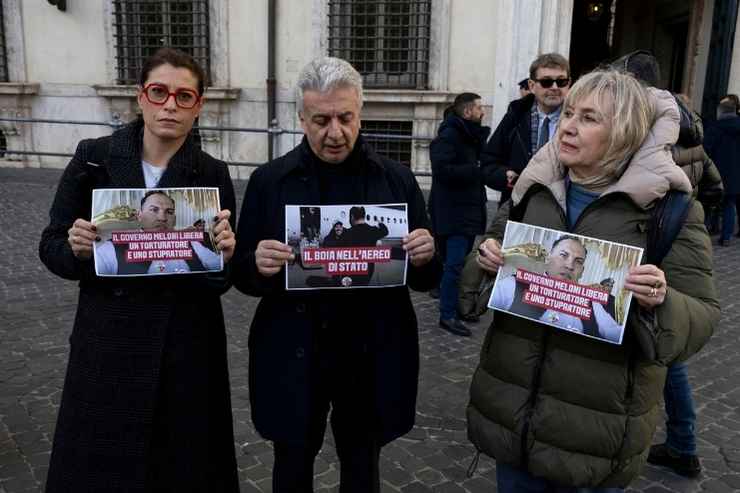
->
xmin=492 ymin=0 xmax=574 ymax=127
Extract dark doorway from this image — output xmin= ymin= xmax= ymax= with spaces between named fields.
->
xmin=569 ymin=0 xmax=692 ymax=91
xmin=569 ymin=0 xmax=616 ymax=78
xmin=701 ymin=0 xmax=739 ymax=120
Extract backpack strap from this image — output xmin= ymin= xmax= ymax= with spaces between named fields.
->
xmin=646 ymin=190 xmax=692 ymax=266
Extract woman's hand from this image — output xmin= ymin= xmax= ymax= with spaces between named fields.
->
xmin=625 ymin=264 xmax=667 ymax=309
xmin=67 ymin=219 xmax=99 ymax=260
xmin=213 ymin=210 xmax=236 ymax=263
xmin=476 ymin=238 xmax=505 ymax=274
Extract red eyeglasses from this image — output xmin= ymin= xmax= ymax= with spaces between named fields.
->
xmin=142 ymin=83 xmax=201 ymax=109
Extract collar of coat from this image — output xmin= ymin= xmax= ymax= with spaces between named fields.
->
xmin=511 ymin=87 xmax=692 ymax=211
xmin=506 ymin=93 xmax=536 ymax=118
xmin=275 ymin=134 xmax=390 ymax=181
xmin=104 ymin=118 xmax=202 ymax=188
xmin=438 ymin=113 xmax=491 ymax=145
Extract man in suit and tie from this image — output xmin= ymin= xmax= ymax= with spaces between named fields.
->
xmin=482 ymin=53 xmax=571 ymax=206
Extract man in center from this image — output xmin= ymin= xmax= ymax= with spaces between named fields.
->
xmin=232 ymin=57 xmax=439 ymax=492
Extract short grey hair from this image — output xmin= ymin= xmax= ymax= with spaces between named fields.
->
xmin=296 ymin=57 xmax=364 ymax=114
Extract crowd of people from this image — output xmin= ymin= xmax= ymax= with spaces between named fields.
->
xmin=39 ymin=46 xmax=721 ymax=493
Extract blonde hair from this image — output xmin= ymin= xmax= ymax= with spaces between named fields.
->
xmin=561 ymin=69 xmax=655 ymax=183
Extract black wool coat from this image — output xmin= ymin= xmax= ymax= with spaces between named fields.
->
xmin=39 ymin=120 xmax=239 ymax=492
xmin=232 ymin=137 xmax=441 ymax=446
xmin=428 ymin=114 xmax=491 ymax=237
xmin=704 ymin=115 xmax=740 ymax=196
xmin=480 ymin=93 xmax=536 ymax=203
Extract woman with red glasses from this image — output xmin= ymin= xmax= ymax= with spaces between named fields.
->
xmin=39 ymin=48 xmax=239 ymax=492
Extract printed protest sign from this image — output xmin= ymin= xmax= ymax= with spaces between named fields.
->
xmin=488 ymin=221 xmax=643 ymax=344
xmin=285 ymin=204 xmax=408 ymax=290
xmin=92 ymin=188 xmax=223 ymax=277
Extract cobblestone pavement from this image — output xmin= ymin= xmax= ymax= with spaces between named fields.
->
xmin=1 ymin=167 xmax=739 ymax=493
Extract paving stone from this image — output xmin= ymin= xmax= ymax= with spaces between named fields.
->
xmin=1 ymin=167 xmax=739 ymax=493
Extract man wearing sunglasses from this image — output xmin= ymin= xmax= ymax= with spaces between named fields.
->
xmin=482 ymin=53 xmax=571 ymax=206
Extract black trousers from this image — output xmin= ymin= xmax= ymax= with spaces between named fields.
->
xmin=272 ymin=325 xmax=381 ymax=493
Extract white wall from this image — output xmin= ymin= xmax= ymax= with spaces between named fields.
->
xmin=727 ymin=7 xmax=740 ymax=96
xmin=23 ymin=2 xmax=108 ymax=84
xmin=447 ymin=0 xmax=496 ymax=98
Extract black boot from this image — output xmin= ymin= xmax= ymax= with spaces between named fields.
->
xmin=647 ymin=443 xmax=701 ymax=478
xmin=439 ymin=318 xmax=471 ymax=337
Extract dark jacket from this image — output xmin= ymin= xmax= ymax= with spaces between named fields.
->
xmin=672 ymin=97 xmax=723 ymax=208
xmin=232 ymin=137 xmax=440 ymax=446
xmin=467 ymin=90 xmax=719 ymax=487
xmin=39 ymin=120 xmax=239 ymax=492
xmin=429 ymin=114 xmax=491 ymax=236
xmin=704 ymin=115 xmax=740 ymax=195
xmin=480 ymin=93 xmax=536 ymax=203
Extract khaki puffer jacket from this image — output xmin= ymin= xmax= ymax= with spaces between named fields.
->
xmin=467 ymin=89 xmax=720 ymax=487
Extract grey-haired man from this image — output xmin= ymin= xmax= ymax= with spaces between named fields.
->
xmin=233 ymin=57 xmax=440 ymax=492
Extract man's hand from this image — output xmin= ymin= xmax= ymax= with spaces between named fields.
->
xmin=255 ymin=239 xmax=295 ymax=276
xmin=476 ymin=238 xmax=504 ymax=273
xmin=506 ymin=170 xmax=519 ymax=188
xmin=403 ymin=228 xmax=434 ymax=267
xmin=67 ymin=219 xmax=99 ymax=260
xmin=213 ymin=210 xmax=236 ymax=263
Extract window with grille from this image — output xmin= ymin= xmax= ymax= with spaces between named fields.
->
xmin=113 ymin=0 xmax=210 ymax=86
xmin=362 ymin=120 xmax=413 ymax=166
xmin=328 ymin=0 xmax=431 ymax=89
xmin=0 ymin=0 xmax=8 ymax=82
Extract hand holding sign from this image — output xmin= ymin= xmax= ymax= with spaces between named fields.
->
xmin=624 ymin=264 xmax=667 ymax=309
xmin=403 ymin=228 xmax=434 ymax=267
xmin=477 ymin=238 xmax=504 ymax=273
xmin=68 ymin=218 xmax=99 ymax=260
xmin=213 ymin=209 xmax=236 ymax=263
xmin=256 ymin=239 xmax=295 ymax=277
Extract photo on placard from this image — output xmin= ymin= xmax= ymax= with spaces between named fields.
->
xmin=91 ymin=187 xmax=223 ymax=277
xmin=488 ymin=221 xmax=643 ymax=345
xmin=285 ymin=204 xmax=409 ymax=290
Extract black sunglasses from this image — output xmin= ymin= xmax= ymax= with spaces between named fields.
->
xmin=533 ymin=78 xmax=570 ymax=88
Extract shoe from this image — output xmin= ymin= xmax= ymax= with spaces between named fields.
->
xmin=428 ymin=287 xmax=440 ymax=299
xmin=647 ymin=443 xmax=701 ymax=478
xmin=458 ymin=312 xmax=480 ymax=323
xmin=718 ymin=238 xmax=731 ymax=247
xmin=439 ymin=318 xmax=471 ymax=337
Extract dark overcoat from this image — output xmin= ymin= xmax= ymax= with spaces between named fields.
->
xmin=232 ymin=137 xmax=441 ymax=446
xmin=428 ymin=114 xmax=491 ymax=237
xmin=480 ymin=93 xmax=536 ymax=203
xmin=704 ymin=115 xmax=740 ymax=196
xmin=38 ymin=120 xmax=239 ymax=492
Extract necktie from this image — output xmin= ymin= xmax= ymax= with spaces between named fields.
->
xmin=538 ymin=116 xmax=550 ymax=150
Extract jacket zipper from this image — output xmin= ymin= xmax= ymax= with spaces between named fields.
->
xmin=518 ymin=188 xmax=566 ymax=467
xmin=516 ymin=188 xmax=635 ymax=467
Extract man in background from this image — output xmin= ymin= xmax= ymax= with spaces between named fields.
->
xmin=429 ymin=93 xmax=491 ymax=336
xmin=482 ymin=53 xmax=571 ymax=206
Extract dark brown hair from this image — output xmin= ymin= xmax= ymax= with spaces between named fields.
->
xmin=453 ymin=92 xmax=482 ymax=117
xmin=139 ymin=47 xmax=207 ymax=95
xmin=529 ymin=53 xmax=570 ymax=80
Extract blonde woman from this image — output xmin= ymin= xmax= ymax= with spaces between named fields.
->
xmin=469 ymin=70 xmax=719 ymax=492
